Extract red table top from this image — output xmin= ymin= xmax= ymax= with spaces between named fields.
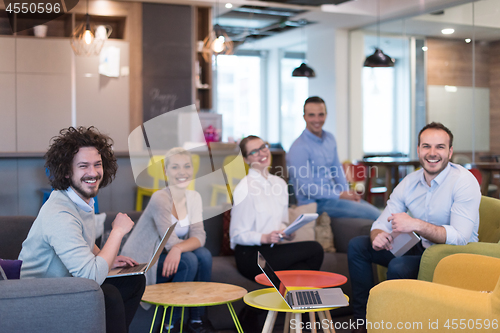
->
xmin=255 ymin=270 xmax=347 ymax=288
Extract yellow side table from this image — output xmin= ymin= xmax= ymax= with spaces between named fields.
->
xmin=244 ymin=287 xmax=348 ymax=333
xmin=142 ymin=282 xmax=247 ymax=333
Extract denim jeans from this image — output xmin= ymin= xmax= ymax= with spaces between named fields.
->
xmin=316 ymin=198 xmax=381 ymax=221
xmin=347 ymin=235 xmax=424 ymax=322
xmin=157 ymin=247 xmax=212 ymax=323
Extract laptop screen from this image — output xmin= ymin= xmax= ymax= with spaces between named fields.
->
xmin=257 ymin=252 xmax=287 ymax=298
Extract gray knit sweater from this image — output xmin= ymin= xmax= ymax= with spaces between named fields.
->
xmin=120 ymin=188 xmax=206 ymax=285
xmin=19 ymin=190 xmax=109 ymax=284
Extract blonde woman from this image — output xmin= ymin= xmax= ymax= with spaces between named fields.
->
xmin=121 ymin=147 xmax=213 ymax=333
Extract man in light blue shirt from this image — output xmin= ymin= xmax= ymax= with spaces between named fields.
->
xmin=287 ymin=96 xmax=380 ymax=220
xmin=347 ymin=122 xmax=481 ymax=333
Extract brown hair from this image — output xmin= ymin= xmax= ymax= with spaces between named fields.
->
xmin=418 ymin=122 xmax=454 ymax=147
xmin=44 ymin=126 xmax=117 ymax=190
xmin=304 ymin=96 xmax=327 ymax=115
xmin=240 ymin=135 xmax=262 ymax=158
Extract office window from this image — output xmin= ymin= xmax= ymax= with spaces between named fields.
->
xmin=217 ymin=55 xmax=262 ymax=141
xmin=363 ymin=67 xmax=395 ymax=153
xmin=281 ymin=57 xmax=308 ymax=151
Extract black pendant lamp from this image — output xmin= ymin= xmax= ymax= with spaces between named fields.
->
xmin=364 ymin=0 xmax=395 ymax=68
xmin=292 ymin=63 xmax=316 ymax=77
xmin=292 ymin=20 xmax=316 ymax=78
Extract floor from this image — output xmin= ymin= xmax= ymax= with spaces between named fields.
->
xmin=217 ymin=314 xmax=354 ymax=333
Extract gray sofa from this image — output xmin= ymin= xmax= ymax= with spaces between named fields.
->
xmin=0 ymin=216 xmax=106 ymax=333
xmin=0 ymin=212 xmax=373 ymax=332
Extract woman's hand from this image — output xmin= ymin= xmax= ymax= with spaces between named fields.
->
xmin=261 ymin=230 xmax=282 ymax=244
xmin=162 ymin=246 xmax=182 ymax=277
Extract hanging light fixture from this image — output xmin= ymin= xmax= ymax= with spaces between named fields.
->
xmin=70 ymin=0 xmax=112 ymax=56
xmin=364 ymin=0 xmax=395 ymax=67
xmin=292 ymin=63 xmax=316 ymax=77
xmin=292 ymin=20 xmax=316 ymax=78
xmin=201 ymin=0 xmax=233 ymax=62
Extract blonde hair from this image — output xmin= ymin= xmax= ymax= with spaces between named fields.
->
xmin=164 ymin=147 xmax=192 ymax=169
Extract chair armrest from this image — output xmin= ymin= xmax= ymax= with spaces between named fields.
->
xmin=418 ymin=242 xmax=500 ymax=282
xmin=367 ymin=280 xmax=498 ymax=332
xmin=0 ymin=277 xmax=105 ymax=333
xmin=433 ymin=254 xmax=500 ymax=291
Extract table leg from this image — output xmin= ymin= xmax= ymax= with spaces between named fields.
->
xmin=227 ymin=302 xmax=244 ymax=333
xmin=262 ymin=311 xmax=278 ymax=333
xmin=284 ymin=312 xmax=291 ymax=333
xmin=294 ymin=313 xmax=302 ymax=333
xmin=481 ymin=170 xmax=492 ymax=195
xmin=180 ymin=307 xmax=185 ymax=333
xmin=150 ymin=305 xmax=160 ymax=333
xmin=363 ymin=169 xmax=372 ymax=201
xmin=317 ymin=311 xmax=331 ymax=333
xmin=384 ymin=166 xmax=393 ymax=204
xmin=325 ymin=310 xmax=335 ymax=333
xmin=309 ymin=312 xmax=317 ymax=333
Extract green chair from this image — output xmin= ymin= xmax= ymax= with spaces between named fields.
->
xmin=418 ymin=195 xmax=500 ymax=281
xmin=377 ymin=195 xmax=500 ymax=283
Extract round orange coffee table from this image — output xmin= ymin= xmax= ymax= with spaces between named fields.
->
xmin=255 ymin=270 xmax=347 ymax=288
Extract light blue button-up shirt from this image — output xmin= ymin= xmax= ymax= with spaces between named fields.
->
xmin=371 ymin=162 xmax=481 ymax=247
xmin=287 ymin=129 xmax=349 ymax=205
xmin=65 ymin=187 xmax=95 ymax=213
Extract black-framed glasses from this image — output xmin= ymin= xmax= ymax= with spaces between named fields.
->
xmin=247 ymin=143 xmax=270 ymax=157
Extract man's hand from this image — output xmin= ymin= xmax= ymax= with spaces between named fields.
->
xmin=162 ymin=246 xmax=182 ymax=278
xmin=388 ymin=213 xmax=418 ymax=233
xmin=371 ymin=230 xmax=394 ymax=251
xmin=112 ymin=255 xmax=138 ymax=269
xmin=261 ymin=231 xmax=282 ymax=244
xmin=111 ymin=213 xmax=134 ymax=237
xmin=339 ymin=190 xmax=361 ymax=202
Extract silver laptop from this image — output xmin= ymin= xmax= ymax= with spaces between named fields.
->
xmin=107 ymin=222 xmax=177 ymax=278
xmin=257 ymin=251 xmax=349 ymax=310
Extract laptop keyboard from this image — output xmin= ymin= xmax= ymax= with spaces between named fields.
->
xmin=296 ymin=290 xmax=323 ymax=306
xmin=118 ymin=263 xmax=147 ymax=274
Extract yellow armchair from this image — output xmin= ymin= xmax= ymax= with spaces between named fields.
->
xmin=367 ymin=254 xmax=500 ymax=332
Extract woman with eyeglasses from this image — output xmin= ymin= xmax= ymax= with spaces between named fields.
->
xmin=230 ymin=135 xmax=324 ymax=280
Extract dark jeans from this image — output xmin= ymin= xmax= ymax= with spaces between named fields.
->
xmin=101 ymin=274 xmax=146 ymax=333
xmin=234 ymin=241 xmax=324 ymax=281
xmin=347 ymin=235 xmax=425 ymax=322
xmin=156 ymin=247 xmax=212 ymax=323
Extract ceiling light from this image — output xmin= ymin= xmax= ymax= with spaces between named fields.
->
xmin=292 ymin=63 xmax=316 ymax=78
xmin=465 ymin=38 xmax=471 ymax=43
xmin=422 ymin=46 xmax=428 ymax=52
xmin=292 ymin=20 xmax=316 ymax=78
xmin=70 ymin=0 xmax=111 ymax=56
xmin=364 ymin=0 xmax=395 ymax=68
xmin=441 ymin=28 xmax=455 ymax=35
xmin=225 ymin=3 xmax=233 ymax=9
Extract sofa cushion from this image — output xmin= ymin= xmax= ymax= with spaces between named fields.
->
xmin=0 ymin=216 xmax=35 ymax=260
xmin=0 ymin=259 xmax=22 ymax=279
xmin=287 ymin=203 xmax=317 ymax=242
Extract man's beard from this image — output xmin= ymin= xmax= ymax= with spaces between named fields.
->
xmin=70 ymin=175 xmax=101 ymax=200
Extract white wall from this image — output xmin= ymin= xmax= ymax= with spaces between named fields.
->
xmin=307 ymin=26 xmax=350 ymax=162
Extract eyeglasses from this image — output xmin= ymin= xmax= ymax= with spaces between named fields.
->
xmin=247 ymin=143 xmax=269 ymax=157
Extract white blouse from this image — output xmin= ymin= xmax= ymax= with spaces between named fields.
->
xmin=230 ymin=168 xmax=289 ymax=249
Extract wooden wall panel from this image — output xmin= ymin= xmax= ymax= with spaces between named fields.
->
xmin=427 ymin=38 xmax=489 ymax=88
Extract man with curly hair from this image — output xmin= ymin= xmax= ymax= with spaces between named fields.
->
xmin=19 ymin=126 xmax=146 ymax=333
